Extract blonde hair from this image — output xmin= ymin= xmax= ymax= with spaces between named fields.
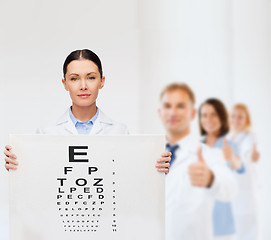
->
xmin=160 ymin=82 xmax=195 ymax=105
xmin=232 ymin=103 xmax=252 ymax=131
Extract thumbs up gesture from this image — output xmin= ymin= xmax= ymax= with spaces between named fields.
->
xmin=188 ymin=146 xmax=214 ymax=188
xmin=222 ymin=139 xmax=233 ymax=161
xmin=251 ymin=143 xmax=260 ymax=163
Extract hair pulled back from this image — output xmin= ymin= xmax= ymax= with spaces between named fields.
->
xmin=63 ymin=49 xmax=103 ymax=78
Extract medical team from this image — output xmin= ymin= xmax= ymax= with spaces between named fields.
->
xmin=3 ymin=49 xmax=260 ymax=240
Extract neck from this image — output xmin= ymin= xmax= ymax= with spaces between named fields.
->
xmin=72 ymin=103 xmax=97 ymax=122
xmin=231 ymin=129 xmax=243 ymax=139
xmin=205 ymin=133 xmax=219 ymax=147
xmin=167 ymin=127 xmax=190 ymax=145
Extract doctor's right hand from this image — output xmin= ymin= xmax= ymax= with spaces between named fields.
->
xmin=4 ymin=145 xmax=18 ymax=171
xmin=251 ymin=143 xmax=260 ymax=163
xmin=189 ymin=147 xmax=214 ymax=188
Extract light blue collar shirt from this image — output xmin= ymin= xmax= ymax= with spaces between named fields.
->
xmin=69 ymin=106 xmax=99 ymax=134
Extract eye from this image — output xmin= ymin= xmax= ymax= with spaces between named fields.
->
xmin=88 ymin=76 xmax=95 ymax=80
xmin=71 ymin=77 xmax=77 ymax=81
xmin=164 ymin=103 xmax=171 ymax=109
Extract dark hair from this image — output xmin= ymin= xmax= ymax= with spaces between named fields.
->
xmin=63 ymin=49 xmax=103 ymax=78
xmin=199 ymin=98 xmax=229 ymax=137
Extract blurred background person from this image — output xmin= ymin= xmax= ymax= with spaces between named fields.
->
xmin=228 ymin=103 xmax=260 ymax=240
xmin=159 ymin=83 xmax=237 ymax=240
xmin=199 ymin=98 xmax=245 ymax=240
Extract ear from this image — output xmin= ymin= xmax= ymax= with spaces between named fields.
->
xmin=191 ymin=108 xmax=197 ymax=120
xmin=99 ymin=76 xmax=105 ymax=89
xmin=62 ymin=78 xmax=69 ymax=91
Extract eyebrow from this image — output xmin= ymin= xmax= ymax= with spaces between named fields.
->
xmin=69 ymin=72 xmax=97 ymax=76
xmin=87 ymin=72 xmax=97 ymax=75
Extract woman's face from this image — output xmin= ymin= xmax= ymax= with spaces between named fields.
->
xmin=200 ymin=104 xmax=221 ymax=136
xmin=230 ymin=108 xmax=247 ymax=132
xmin=62 ymin=59 xmax=105 ymax=108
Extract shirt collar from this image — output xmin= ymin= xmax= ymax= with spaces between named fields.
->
xmin=166 ymin=133 xmax=192 ymax=151
xmin=69 ymin=106 xmax=99 ymax=126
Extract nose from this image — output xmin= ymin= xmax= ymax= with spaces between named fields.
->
xmin=80 ymin=79 xmax=87 ymax=90
xmin=169 ymin=107 xmax=178 ymax=116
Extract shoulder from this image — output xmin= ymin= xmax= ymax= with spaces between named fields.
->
xmin=244 ymin=131 xmax=256 ymax=142
xmin=36 ymin=109 xmax=70 ymax=134
xmin=238 ymin=131 xmax=256 ymax=149
xmin=185 ymin=134 xmax=221 ymax=158
xmin=201 ymin=142 xmax=225 ymax=166
xmin=98 ymin=110 xmax=129 ymax=134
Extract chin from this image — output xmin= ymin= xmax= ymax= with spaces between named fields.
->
xmin=167 ymin=125 xmax=182 ymax=133
xmin=74 ymin=101 xmax=96 ymax=108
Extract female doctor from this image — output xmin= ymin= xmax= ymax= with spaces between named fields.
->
xmin=199 ymin=98 xmax=244 ymax=240
xmin=228 ymin=104 xmax=260 ymax=240
xmin=4 ymin=49 xmax=171 ymax=172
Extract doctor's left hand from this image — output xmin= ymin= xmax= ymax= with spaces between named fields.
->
xmin=156 ymin=152 xmax=171 ymax=174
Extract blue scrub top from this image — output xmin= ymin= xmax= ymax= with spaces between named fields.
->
xmin=207 ymin=136 xmax=245 ymax=236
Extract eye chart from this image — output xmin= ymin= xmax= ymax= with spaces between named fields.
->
xmin=9 ymin=135 xmax=165 ymax=240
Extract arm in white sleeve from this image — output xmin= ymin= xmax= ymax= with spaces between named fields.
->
xmin=204 ymin=147 xmax=238 ymax=202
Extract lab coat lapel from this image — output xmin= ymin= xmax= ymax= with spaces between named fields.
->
xmin=179 ymin=134 xmax=198 ymax=162
xmin=90 ymin=118 xmax=103 ymax=135
xmin=64 ymin=120 xmax=78 ymax=134
xmin=56 ymin=109 xmax=78 ymax=135
xmin=89 ymin=110 xmax=113 ymax=135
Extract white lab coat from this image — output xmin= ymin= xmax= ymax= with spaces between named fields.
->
xmin=227 ymin=131 xmax=260 ymax=240
xmin=166 ymin=134 xmax=238 ymax=240
xmin=37 ymin=108 xmax=129 ymax=135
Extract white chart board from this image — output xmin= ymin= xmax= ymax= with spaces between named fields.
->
xmin=9 ymin=135 xmax=165 ymax=240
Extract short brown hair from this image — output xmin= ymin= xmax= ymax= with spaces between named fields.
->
xmin=232 ymin=103 xmax=252 ymax=131
xmin=199 ymin=98 xmax=229 ymax=137
xmin=160 ymin=82 xmax=195 ymax=105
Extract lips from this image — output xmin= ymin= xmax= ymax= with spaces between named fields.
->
xmin=77 ymin=94 xmax=91 ymax=98
xmin=168 ymin=119 xmax=180 ymax=124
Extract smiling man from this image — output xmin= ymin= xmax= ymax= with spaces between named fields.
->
xmin=158 ymin=83 xmax=238 ymax=240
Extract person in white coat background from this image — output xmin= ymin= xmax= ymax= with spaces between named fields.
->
xmin=158 ymin=83 xmax=238 ymax=240
xmin=4 ymin=49 xmax=170 ymax=173
xmin=198 ymin=98 xmax=245 ymax=240
xmin=228 ymin=103 xmax=260 ymax=240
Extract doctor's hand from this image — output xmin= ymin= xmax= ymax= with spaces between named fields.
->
xmin=156 ymin=152 xmax=171 ymax=174
xmin=4 ymin=145 xmax=18 ymax=171
xmin=251 ymin=143 xmax=260 ymax=163
xmin=222 ymin=139 xmax=233 ymax=161
xmin=189 ymin=147 xmax=214 ymax=188
xmin=222 ymin=139 xmax=243 ymax=170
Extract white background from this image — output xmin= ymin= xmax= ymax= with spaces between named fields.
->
xmin=0 ymin=0 xmax=270 ymax=239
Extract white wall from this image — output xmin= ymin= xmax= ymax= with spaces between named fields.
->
xmin=0 ymin=0 xmax=270 ymax=239
xmin=138 ymin=0 xmax=271 ymax=238
xmin=138 ymin=0 xmax=236 ymax=134
xmin=231 ymin=1 xmax=271 ymax=238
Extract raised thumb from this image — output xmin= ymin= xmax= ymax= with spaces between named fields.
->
xmin=223 ymin=138 xmax=228 ymax=148
xmin=197 ymin=146 xmax=205 ymax=163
